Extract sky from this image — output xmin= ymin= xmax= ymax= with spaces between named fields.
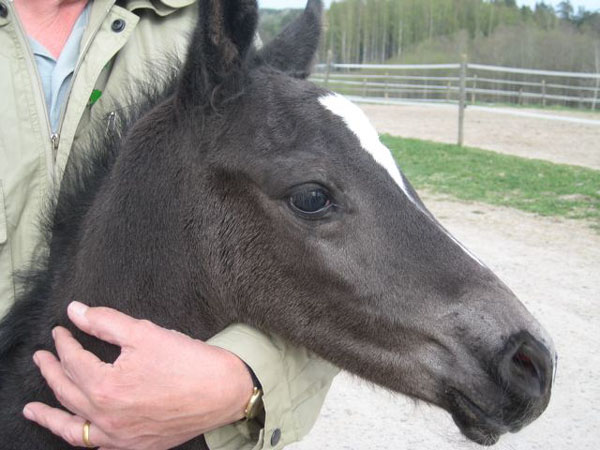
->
xmin=258 ymin=0 xmax=600 ymax=12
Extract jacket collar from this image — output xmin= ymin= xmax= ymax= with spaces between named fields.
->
xmin=124 ymin=0 xmax=196 ymax=17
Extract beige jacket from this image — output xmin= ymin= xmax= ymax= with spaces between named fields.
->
xmin=0 ymin=0 xmax=338 ymax=448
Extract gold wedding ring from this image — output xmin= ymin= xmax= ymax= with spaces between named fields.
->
xmin=82 ymin=420 xmax=93 ymax=448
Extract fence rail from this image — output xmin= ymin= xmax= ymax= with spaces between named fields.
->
xmin=467 ymin=64 xmax=600 ymax=79
xmin=316 ymin=63 xmax=462 ymax=70
xmin=311 ymin=61 xmax=600 ymax=145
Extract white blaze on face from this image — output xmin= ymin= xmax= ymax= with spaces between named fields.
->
xmin=318 ymin=93 xmax=415 ymax=201
xmin=319 ymin=92 xmax=485 ymax=267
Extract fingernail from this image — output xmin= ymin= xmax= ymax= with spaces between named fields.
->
xmin=23 ymin=406 xmax=35 ymax=420
xmin=69 ymin=301 xmax=89 ymax=318
xmin=33 ymin=352 xmax=40 ymax=366
xmin=51 ymin=327 xmax=57 ymax=339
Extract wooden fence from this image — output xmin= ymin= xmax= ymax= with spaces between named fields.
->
xmin=310 ymin=60 xmax=600 ymax=145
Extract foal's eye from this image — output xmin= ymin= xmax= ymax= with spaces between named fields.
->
xmin=288 ymin=187 xmax=333 ymax=218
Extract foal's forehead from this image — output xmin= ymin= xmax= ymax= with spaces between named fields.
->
xmin=318 ymin=93 xmax=413 ymax=201
xmin=318 ymin=93 xmax=486 ymax=268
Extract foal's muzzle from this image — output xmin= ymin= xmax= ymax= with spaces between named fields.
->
xmin=497 ymin=331 xmax=554 ymax=403
xmin=449 ymin=331 xmax=554 ymax=445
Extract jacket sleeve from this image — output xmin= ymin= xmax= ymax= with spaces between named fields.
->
xmin=204 ymin=324 xmax=339 ymax=450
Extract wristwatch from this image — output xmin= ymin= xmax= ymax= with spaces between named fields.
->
xmin=243 ymin=363 xmax=264 ymax=421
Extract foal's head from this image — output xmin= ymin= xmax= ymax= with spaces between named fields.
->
xmin=166 ymin=0 xmax=555 ymax=445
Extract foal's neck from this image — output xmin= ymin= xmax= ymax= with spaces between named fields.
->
xmin=57 ymin=117 xmax=226 ymax=340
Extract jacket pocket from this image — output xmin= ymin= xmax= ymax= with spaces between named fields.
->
xmin=0 ymin=180 xmax=6 ymax=245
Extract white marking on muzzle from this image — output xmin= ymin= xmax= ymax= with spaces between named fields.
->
xmin=319 ymin=93 xmax=484 ymax=267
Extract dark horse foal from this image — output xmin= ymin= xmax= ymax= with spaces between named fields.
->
xmin=0 ymin=1 xmax=555 ymax=448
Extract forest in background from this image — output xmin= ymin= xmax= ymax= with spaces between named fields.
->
xmin=259 ymin=0 xmax=600 ymax=72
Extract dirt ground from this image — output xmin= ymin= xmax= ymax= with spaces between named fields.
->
xmin=288 ymin=105 xmax=600 ymax=449
xmin=359 ymin=103 xmax=600 ymax=169
xmin=290 ymin=195 xmax=600 ymax=450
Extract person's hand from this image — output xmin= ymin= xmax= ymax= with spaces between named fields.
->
xmin=23 ymin=301 xmax=254 ymax=450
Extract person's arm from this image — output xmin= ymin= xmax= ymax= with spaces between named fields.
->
xmin=206 ymin=325 xmax=339 ymax=450
xmin=24 ymin=302 xmax=338 ymax=449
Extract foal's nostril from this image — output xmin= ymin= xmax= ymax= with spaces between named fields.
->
xmin=512 ymin=349 xmax=539 ymax=381
xmin=499 ymin=332 xmax=553 ymax=399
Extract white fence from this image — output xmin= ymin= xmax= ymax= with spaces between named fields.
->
xmin=310 ymin=61 xmax=600 ymax=145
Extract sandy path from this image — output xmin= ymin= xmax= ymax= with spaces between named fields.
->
xmin=289 ymin=194 xmax=600 ymax=450
xmin=359 ymin=103 xmax=600 ymax=170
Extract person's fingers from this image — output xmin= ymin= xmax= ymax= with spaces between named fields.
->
xmin=33 ymin=350 xmax=94 ymax=417
xmin=23 ymin=402 xmax=110 ymax=448
xmin=67 ymin=302 xmax=140 ymax=348
xmin=52 ymin=327 xmax=107 ymax=392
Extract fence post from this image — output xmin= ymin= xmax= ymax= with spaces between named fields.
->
xmin=324 ymin=50 xmax=333 ymax=88
xmin=593 ymin=43 xmax=599 ymax=111
xmin=458 ymin=54 xmax=467 ymax=147
xmin=541 ymin=79 xmax=546 ymax=107
xmin=518 ymin=88 xmax=523 ymax=105
xmin=384 ymin=71 xmax=389 ymax=99
xmin=471 ymin=74 xmax=477 ymax=104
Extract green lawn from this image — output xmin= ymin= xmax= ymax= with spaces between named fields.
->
xmin=382 ymin=135 xmax=600 ymax=225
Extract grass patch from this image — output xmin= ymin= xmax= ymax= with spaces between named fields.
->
xmin=382 ymin=135 xmax=600 ymax=224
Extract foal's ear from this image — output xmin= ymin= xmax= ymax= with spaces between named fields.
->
xmin=177 ymin=0 xmax=258 ymax=109
xmin=254 ymin=0 xmax=323 ymax=79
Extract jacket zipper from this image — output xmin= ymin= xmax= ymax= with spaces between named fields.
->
xmin=50 ymin=133 xmax=60 ymax=151
xmin=8 ymin=0 xmax=113 ymax=178
xmin=53 ymin=4 xmax=113 ymax=158
xmin=8 ymin=1 xmax=57 ymax=184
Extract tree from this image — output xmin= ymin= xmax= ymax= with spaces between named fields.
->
xmin=556 ymin=1 xmax=574 ymax=21
xmin=287 ymin=0 xmax=598 ymax=69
